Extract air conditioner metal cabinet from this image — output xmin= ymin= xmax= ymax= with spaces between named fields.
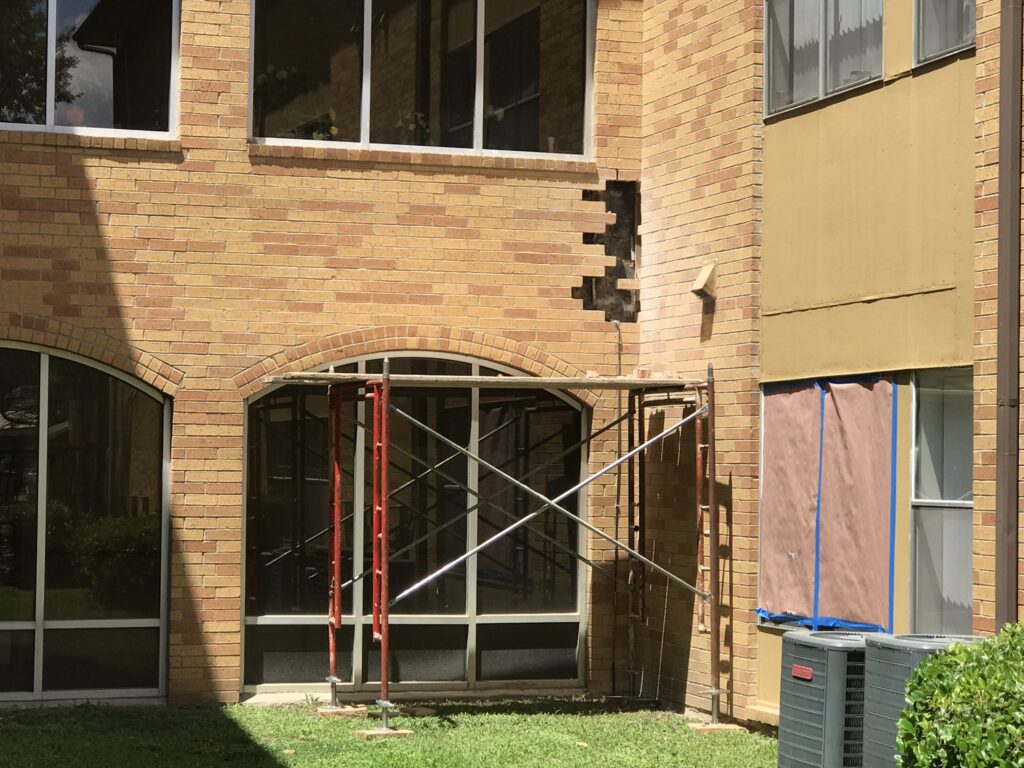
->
xmin=862 ymin=634 xmax=979 ymax=768
xmin=778 ymin=631 xmax=867 ymax=768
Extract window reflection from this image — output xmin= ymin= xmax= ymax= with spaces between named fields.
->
xmin=45 ymin=357 xmax=163 ymax=620
xmin=369 ymin=0 xmax=476 ymax=147
xmin=477 ymin=388 xmax=580 ymax=614
xmin=0 ymin=0 xmax=48 ymax=124
xmin=0 ymin=349 xmax=39 ymax=622
xmin=253 ymin=0 xmax=363 ymax=142
xmin=55 ymin=0 xmax=172 ymax=131
xmin=247 ymin=381 xmax=356 ymax=616
xmin=484 ymin=0 xmax=585 ymax=154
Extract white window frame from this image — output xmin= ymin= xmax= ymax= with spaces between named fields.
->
xmin=0 ymin=0 xmax=181 ymax=140
xmin=763 ymin=0 xmax=884 ymax=118
xmin=241 ymin=351 xmax=590 ymax=695
xmin=909 ymin=369 xmax=974 ymax=635
xmin=912 ymin=0 xmax=976 ymax=67
xmin=247 ymin=0 xmax=596 ymax=161
xmin=0 ymin=342 xmax=170 ymax=703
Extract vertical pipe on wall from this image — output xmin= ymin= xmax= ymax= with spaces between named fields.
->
xmin=996 ymin=0 xmax=1023 ymax=630
xmin=707 ymin=364 xmax=720 ymax=725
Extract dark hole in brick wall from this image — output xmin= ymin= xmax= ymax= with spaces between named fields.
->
xmin=573 ymin=181 xmax=639 ymax=323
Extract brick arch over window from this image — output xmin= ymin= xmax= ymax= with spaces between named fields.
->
xmin=2 ymin=313 xmax=185 ymax=397
xmin=234 ymin=325 xmax=600 ymax=407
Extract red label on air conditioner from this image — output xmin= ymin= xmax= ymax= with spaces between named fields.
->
xmin=791 ymin=664 xmax=814 ymax=681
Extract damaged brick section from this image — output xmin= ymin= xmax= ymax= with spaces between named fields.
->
xmin=573 ymin=181 xmax=639 ymax=322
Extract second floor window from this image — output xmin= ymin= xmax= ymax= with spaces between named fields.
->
xmin=766 ymin=0 xmax=882 ymax=116
xmin=0 ymin=0 xmax=177 ymax=133
xmin=252 ymin=0 xmax=589 ymax=155
xmin=916 ymin=0 xmax=976 ymax=64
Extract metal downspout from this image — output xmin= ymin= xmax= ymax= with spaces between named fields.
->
xmin=996 ymin=0 xmax=1023 ymax=629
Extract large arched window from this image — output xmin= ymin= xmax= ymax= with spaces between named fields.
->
xmin=244 ymin=355 xmax=586 ymax=691
xmin=0 ymin=345 xmax=168 ymax=701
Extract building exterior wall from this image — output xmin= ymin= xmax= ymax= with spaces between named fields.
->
xmin=0 ymin=0 xmax=647 ymax=702
xmin=972 ymin=0 xmax=1024 ymax=634
xmin=636 ymin=0 xmax=763 ymax=721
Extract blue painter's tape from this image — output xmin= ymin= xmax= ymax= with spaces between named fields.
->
xmin=887 ymin=378 xmax=899 ymax=633
xmin=812 ymin=382 xmax=826 ymax=633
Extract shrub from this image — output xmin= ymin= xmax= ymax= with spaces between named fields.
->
xmin=897 ymin=622 xmax=1024 ymax=767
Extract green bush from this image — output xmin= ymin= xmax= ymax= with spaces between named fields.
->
xmin=897 ymin=623 xmax=1024 ymax=767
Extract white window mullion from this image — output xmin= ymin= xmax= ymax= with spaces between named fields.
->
xmin=583 ymin=0 xmax=596 ymax=159
xmin=32 ymin=353 xmax=49 ymax=697
xmin=46 ymin=0 xmax=57 ymax=126
xmin=472 ymin=0 xmax=485 ymax=151
xmin=360 ymin=0 xmax=372 ymax=146
xmin=466 ymin=366 xmax=480 ymax=685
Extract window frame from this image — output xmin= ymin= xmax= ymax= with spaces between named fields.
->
xmin=909 ymin=368 xmax=974 ymax=635
xmin=912 ymin=0 xmax=976 ymax=68
xmin=247 ymin=0 xmax=596 ymax=161
xmin=0 ymin=342 xmax=170 ymax=703
xmin=241 ymin=351 xmax=590 ymax=695
xmin=0 ymin=0 xmax=181 ymax=139
xmin=763 ymin=0 xmax=884 ymax=118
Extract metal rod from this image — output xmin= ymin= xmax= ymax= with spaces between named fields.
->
xmin=335 ymin=409 xmax=633 ymax=591
xmin=388 ymin=405 xmax=710 ymax=608
xmin=275 ymin=371 xmax=704 ymax=391
xmin=696 ymin=396 xmax=706 ymax=632
xmin=371 ymin=387 xmax=381 ymax=638
xmin=379 ymin=360 xmax=392 ymax=726
xmin=707 ymin=366 xmax=720 ymax=725
xmin=327 ymin=385 xmax=342 ymax=706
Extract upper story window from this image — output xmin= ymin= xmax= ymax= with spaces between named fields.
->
xmin=916 ymin=0 xmax=975 ymax=64
xmin=0 ymin=0 xmax=178 ymax=134
xmin=252 ymin=0 xmax=590 ymax=156
xmin=765 ymin=0 xmax=882 ymax=116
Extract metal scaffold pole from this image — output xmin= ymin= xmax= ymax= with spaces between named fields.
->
xmin=707 ymin=364 xmax=720 ymax=725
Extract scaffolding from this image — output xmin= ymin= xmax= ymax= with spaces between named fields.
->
xmin=270 ymin=362 xmax=721 ymax=728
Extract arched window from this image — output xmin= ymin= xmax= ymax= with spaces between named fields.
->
xmin=244 ymin=355 xmax=585 ymax=690
xmin=0 ymin=345 xmax=167 ymax=700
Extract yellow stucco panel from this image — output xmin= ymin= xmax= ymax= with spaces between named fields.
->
xmin=761 ymin=57 xmax=974 ymax=381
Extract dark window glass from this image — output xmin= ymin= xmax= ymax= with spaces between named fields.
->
xmin=247 ymin=373 xmax=357 ymax=617
xmin=370 ymin=0 xmax=476 ymax=147
xmin=825 ymin=0 xmax=882 ymax=94
xmin=0 ymin=349 xmax=39 ymax=622
xmin=55 ymin=0 xmax=172 ymax=131
xmin=364 ymin=359 xmax=470 ymax=615
xmin=244 ymin=625 xmax=354 ymax=684
xmin=484 ymin=0 xmax=584 ymax=154
xmin=362 ymin=624 xmax=466 ymax=681
xmin=0 ymin=0 xmax=48 ymax=124
xmin=45 ymin=357 xmax=163 ymax=620
xmin=253 ymin=0 xmax=363 ymax=142
xmin=766 ymin=0 xmax=820 ymax=114
xmin=477 ymin=622 xmax=577 ymax=680
xmin=477 ymin=388 xmax=580 ymax=614
xmin=0 ymin=631 xmax=34 ymax=692
xmin=43 ymin=627 xmax=158 ymax=690
xmin=918 ymin=0 xmax=975 ymax=63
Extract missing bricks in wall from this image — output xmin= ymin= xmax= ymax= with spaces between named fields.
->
xmin=573 ymin=181 xmax=639 ymax=323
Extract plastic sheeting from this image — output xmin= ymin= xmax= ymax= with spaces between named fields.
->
xmin=817 ymin=380 xmax=893 ymax=629
xmin=759 ymin=377 xmax=896 ymax=631
xmin=759 ymin=383 xmax=821 ymax=621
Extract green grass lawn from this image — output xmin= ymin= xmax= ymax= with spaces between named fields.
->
xmin=0 ymin=699 xmax=778 ymax=768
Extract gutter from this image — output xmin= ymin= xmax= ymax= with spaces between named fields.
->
xmin=995 ymin=0 xmax=1022 ymax=629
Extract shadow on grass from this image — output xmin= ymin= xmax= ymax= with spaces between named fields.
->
xmin=0 ymin=705 xmax=286 ymax=768
xmin=425 ymin=697 xmax=663 ymax=718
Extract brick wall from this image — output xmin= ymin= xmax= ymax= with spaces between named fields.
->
xmin=973 ymin=0 xmax=1024 ymax=632
xmin=636 ymin=0 xmax=763 ymax=719
xmin=0 ymin=0 xmax=647 ymax=702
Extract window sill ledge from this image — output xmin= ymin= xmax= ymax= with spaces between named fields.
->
xmin=247 ymin=142 xmax=598 ymax=177
xmin=0 ymin=130 xmax=182 ymax=154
